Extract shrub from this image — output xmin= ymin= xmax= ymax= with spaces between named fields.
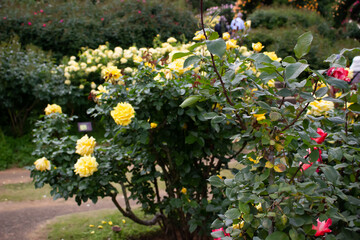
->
xmin=0 ymin=0 xmax=197 ymax=60
xmin=0 ymin=37 xmax=70 ymax=136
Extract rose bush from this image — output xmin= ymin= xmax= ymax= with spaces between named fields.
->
xmin=29 ymin=7 xmax=360 ymax=240
xmin=176 ymin=15 xmax=360 ymax=239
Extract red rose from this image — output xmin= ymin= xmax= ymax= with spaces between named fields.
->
xmin=311 ymin=128 xmax=327 ymax=144
xmin=312 ymin=218 xmax=332 ymax=236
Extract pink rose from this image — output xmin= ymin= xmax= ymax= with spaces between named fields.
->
xmin=327 ymin=67 xmax=351 ymax=82
xmin=28 ymin=22 xmax=32 ymax=26
xmin=212 ymin=227 xmax=230 ymax=240
xmin=301 ymin=147 xmax=322 ymax=172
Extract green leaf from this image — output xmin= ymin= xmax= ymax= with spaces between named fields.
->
xmin=309 ymin=149 xmax=319 ymax=162
xmin=172 ymin=52 xmax=192 ymax=61
xmin=328 ymin=148 xmax=343 ymax=161
xmin=188 ymin=42 xmax=205 ymax=51
xmin=203 ymin=112 xmax=219 ymax=120
xmin=294 ymin=32 xmax=313 ymax=59
xmin=327 ymin=117 xmax=346 ymax=124
xmin=349 ymin=103 xmax=360 ymax=112
xmin=211 ymin=115 xmax=225 ymax=124
xmin=326 ymin=77 xmax=350 ymax=90
xmin=266 ymin=231 xmax=289 ymax=240
xmin=283 ymin=56 xmax=297 ymax=64
xmin=277 ymin=88 xmax=293 ymax=97
xmin=225 ymin=208 xmax=241 ymax=219
xmin=270 ymin=112 xmax=281 ymax=121
xmin=206 ymin=38 xmax=226 ymax=58
xmin=180 ymin=95 xmax=202 ymax=108
xmin=321 ymin=165 xmax=339 ymax=184
xmin=315 ymin=87 xmax=328 ymax=98
xmin=183 ymin=55 xmax=201 ymax=69
xmin=211 ymin=230 xmax=225 ymax=238
xmin=289 ymin=217 xmax=305 ymax=227
xmin=239 ymin=203 xmax=250 ymax=214
xmin=208 ymin=175 xmax=225 ymax=187
xmin=285 ymin=62 xmax=309 ymax=80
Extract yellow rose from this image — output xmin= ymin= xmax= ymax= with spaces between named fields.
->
xmin=101 ymin=221 xmax=107 ymax=224
xmin=34 ymin=157 xmax=51 ymax=171
xmin=307 ymin=100 xmax=334 ymax=116
xmin=98 ymin=225 xmax=103 ymax=229
xmin=111 ymin=102 xmax=135 ymax=126
xmin=89 ymin=225 xmax=94 ymax=228
xmin=222 ymin=32 xmax=230 ymax=40
xmin=252 ymin=42 xmax=264 ymax=52
xmin=193 ymin=31 xmax=206 ymax=41
xmin=76 ymin=134 xmax=96 ymax=156
xmin=248 ymin=156 xmax=261 ymax=164
xmin=263 ymin=51 xmax=281 ymax=61
xmin=108 ymin=221 xmax=113 ymax=226
xmin=103 ymin=66 xmax=121 ymax=84
xmin=74 ymin=155 xmax=99 ymax=177
xmin=267 ymin=79 xmax=275 ymax=88
xmin=44 ymin=104 xmax=62 ymax=115
xmin=181 ymin=187 xmax=187 ymax=194
xmin=150 ymin=122 xmax=158 ymax=129
xmin=253 ymin=113 xmax=266 ymax=121
xmin=167 ymin=37 xmax=177 ymax=43
xmin=226 ymin=39 xmax=238 ymax=50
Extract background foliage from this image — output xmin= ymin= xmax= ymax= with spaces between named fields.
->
xmin=0 ymin=0 xmax=197 ymax=60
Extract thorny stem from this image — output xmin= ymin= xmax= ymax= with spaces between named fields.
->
xmin=344 ymin=94 xmax=348 ymax=136
xmin=280 ymin=78 xmax=319 ymax=132
xmin=200 ymin=0 xmax=246 ymax=130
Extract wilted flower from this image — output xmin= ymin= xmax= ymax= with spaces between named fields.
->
xmin=34 ymin=157 xmax=51 ymax=171
xmin=112 ymin=225 xmax=121 ymax=232
xmin=44 ymin=104 xmax=62 ymax=115
xmin=76 ymin=134 xmax=96 ymax=156
xmin=111 ymin=102 xmax=135 ymax=126
xmin=74 ymin=155 xmax=99 ymax=177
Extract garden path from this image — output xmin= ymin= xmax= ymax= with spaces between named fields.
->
xmin=0 ymin=168 xmax=130 ymax=240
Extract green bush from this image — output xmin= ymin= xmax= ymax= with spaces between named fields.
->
xmin=0 ymin=0 xmax=197 ymax=60
xmin=245 ymin=6 xmax=359 ymax=69
xmin=0 ymin=130 xmax=34 ymax=169
xmin=0 ymin=37 xmax=71 ymax=136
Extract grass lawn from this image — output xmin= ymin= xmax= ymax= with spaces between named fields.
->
xmin=0 ymin=182 xmax=52 ymax=202
xmin=43 ymin=209 xmax=161 ymax=240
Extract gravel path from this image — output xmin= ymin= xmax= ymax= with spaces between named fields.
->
xmin=0 ymin=168 xmax=130 ymax=240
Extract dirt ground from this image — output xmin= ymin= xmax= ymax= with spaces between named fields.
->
xmin=0 ymin=168 xmax=121 ymax=240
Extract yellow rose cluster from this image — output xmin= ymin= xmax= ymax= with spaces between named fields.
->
xmin=307 ymin=100 xmax=335 ymax=116
xmin=74 ymin=155 xmax=99 ymax=177
xmin=34 ymin=157 xmax=51 ymax=171
xmin=76 ymin=134 xmax=96 ymax=156
xmin=103 ymin=66 xmax=122 ymax=85
xmin=111 ymin=102 xmax=135 ymax=126
xmin=44 ymin=104 xmax=62 ymax=115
